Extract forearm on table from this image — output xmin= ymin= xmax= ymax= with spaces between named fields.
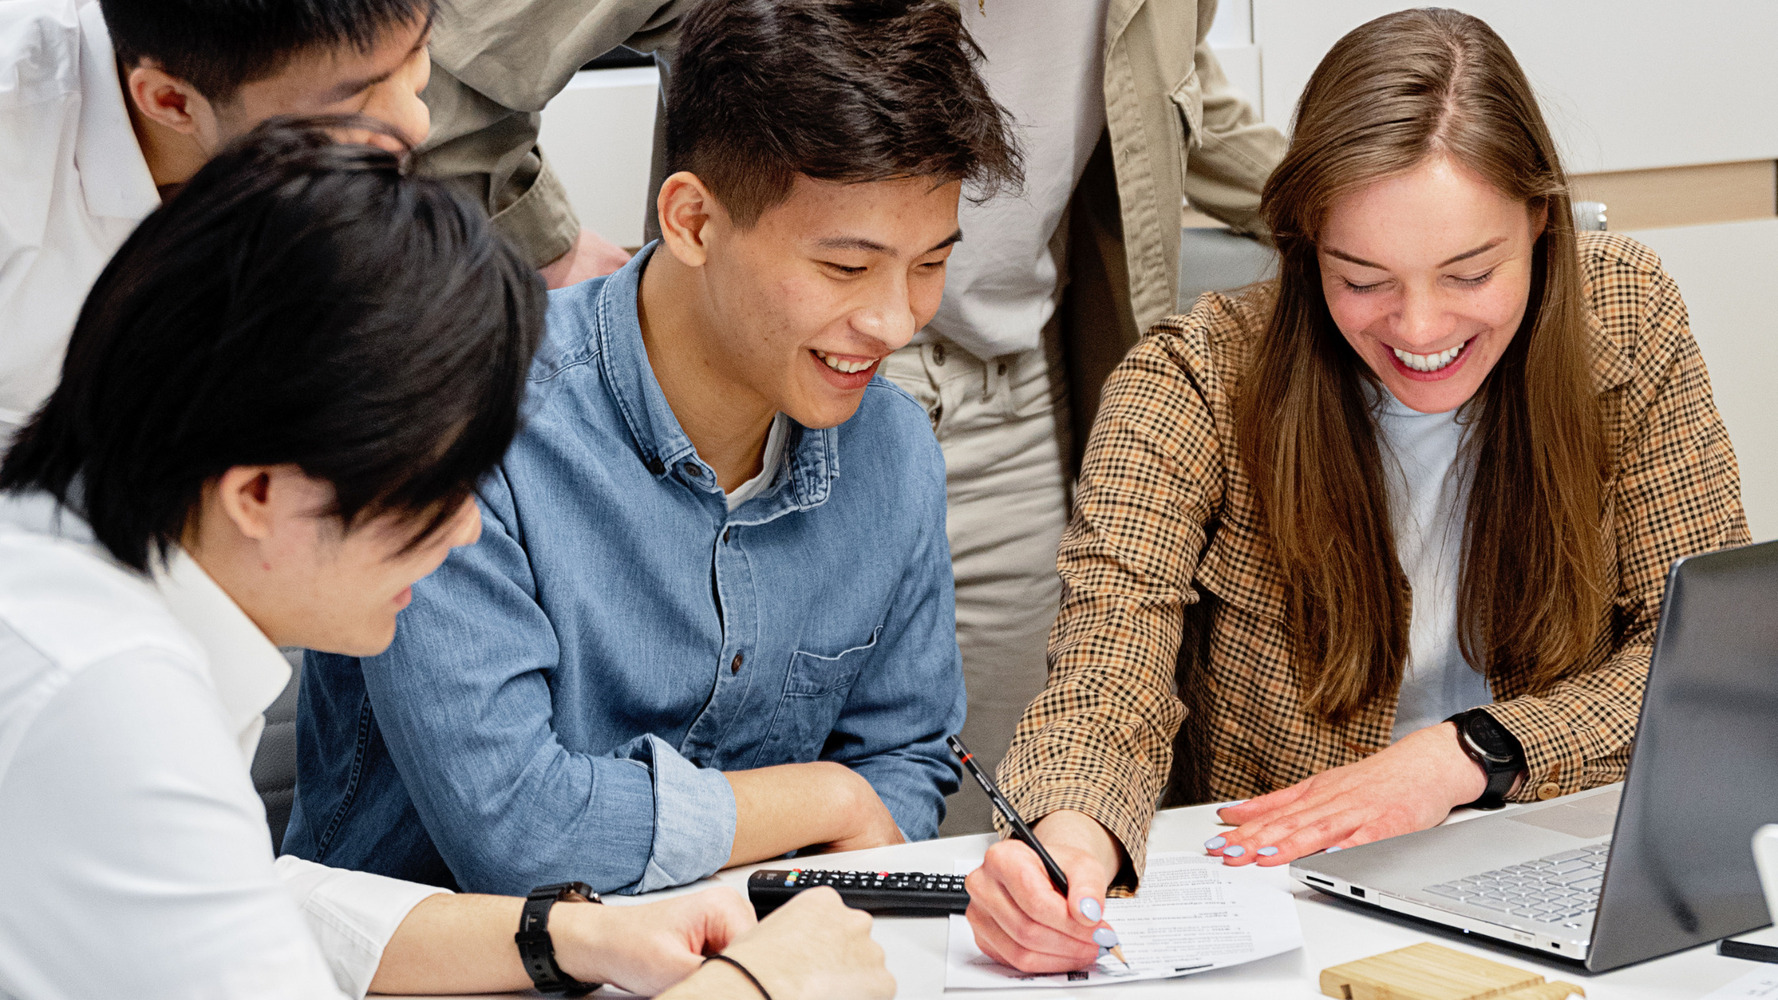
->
xmin=371 ymin=889 xmax=667 ymax=996
xmin=724 ymin=762 xmax=867 ymax=866
xmin=369 ymin=894 xmax=530 ymax=995
xmin=657 ymin=961 xmax=764 ymax=1000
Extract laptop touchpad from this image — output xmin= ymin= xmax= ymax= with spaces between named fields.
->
xmin=1507 ymin=796 xmax=1618 ymax=839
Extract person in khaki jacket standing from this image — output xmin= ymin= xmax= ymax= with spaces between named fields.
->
xmin=416 ymin=0 xmax=1284 ymax=833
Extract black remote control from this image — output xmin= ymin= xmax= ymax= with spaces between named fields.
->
xmin=746 ymin=868 xmax=970 ymax=917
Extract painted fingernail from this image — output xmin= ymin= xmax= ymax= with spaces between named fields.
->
xmin=1079 ymin=897 xmax=1102 ymax=922
xmin=1204 ymin=836 xmax=1226 ymax=850
xmin=1257 ymin=846 xmax=1279 ymax=857
xmin=1223 ymin=845 xmax=1246 ymax=857
xmin=1326 ymin=846 xmax=1343 ymax=853
xmin=1093 ymin=928 xmax=1120 ymax=948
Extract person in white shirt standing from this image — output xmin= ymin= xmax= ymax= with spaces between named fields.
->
xmin=880 ymin=0 xmax=1287 ymax=832
xmin=0 ymin=0 xmax=434 ymax=448
xmin=0 ymin=120 xmax=892 ymax=1000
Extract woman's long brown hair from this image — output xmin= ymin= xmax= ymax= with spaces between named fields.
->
xmin=1236 ymin=8 xmax=1610 ymax=722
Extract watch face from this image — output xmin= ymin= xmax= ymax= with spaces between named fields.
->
xmin=1464 ymin=712 xmax=1518 ymax=765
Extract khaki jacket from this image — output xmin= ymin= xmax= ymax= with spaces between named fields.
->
xmin=997 ymin=233 xmax=1751 ymax=885
xmin=415 ymin=0 xmax=1284 ymax=438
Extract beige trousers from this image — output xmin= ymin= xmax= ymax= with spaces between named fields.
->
xmin=882 ymin=332 xmax=1072 ymax=835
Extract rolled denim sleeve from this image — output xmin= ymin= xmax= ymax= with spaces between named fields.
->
xmin=355 ymin=467 xmax=737 ymax=896
xmin=821 ymin=424 xmax=966 ymax=840
xmin=619 ymin=733 xmax=737 ymax=892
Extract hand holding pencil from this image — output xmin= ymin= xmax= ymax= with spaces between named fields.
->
xmin=950 ymin=736 xmax=1131 ymax=972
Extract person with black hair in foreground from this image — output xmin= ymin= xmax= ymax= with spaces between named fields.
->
xmin=0 ymin=122 xmax=893 ymax=1000
xmin=0 ymin=0 xmax=435 ymax=448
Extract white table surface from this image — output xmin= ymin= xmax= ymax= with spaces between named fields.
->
xmin=393 ymin=801 xmax=1773 ymax=999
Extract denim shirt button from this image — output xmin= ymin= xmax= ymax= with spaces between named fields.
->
xmin=730 ymin=653 xmax=744 ymax=674
xmin=682 ymin=461 xmax=702 ymax=478
xmin=723 ymin=527 xmax=732 ymax=543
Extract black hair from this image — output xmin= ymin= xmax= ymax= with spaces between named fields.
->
xmin=665 ymin=0 xmax=1023 ymax=227
xmin=99 ymin=0 xmax=435 ymax=102
xmin=0 ymin=117 xmax=546 ymax=573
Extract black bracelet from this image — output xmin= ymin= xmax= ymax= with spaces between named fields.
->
xmin=703 ymin=954 xmax=773 ymax=1000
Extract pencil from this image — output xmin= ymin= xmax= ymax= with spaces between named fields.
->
xmin=947 ymin=735 xmax=1128 ymax=967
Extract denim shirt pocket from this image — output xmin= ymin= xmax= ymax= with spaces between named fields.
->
xmin=750 ymin=626 xmax=883 ymax=767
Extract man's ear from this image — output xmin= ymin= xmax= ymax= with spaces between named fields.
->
xmin=656 ymin=171 xmax=724 ymax=268
xmin=124 ymin=61 xmax=218 ymax=140
xmin=211 ymin=466 xmax=280 ymax=543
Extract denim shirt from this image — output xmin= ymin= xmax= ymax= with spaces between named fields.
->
xmin=283 ymin=246 xmax=966 ymax=896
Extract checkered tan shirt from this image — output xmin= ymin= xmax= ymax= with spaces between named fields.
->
xmin=997 ymin=232 xmax=1750 ymax=883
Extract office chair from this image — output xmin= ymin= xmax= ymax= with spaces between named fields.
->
xmin=251 ymin=649 xmax=303 ymax=853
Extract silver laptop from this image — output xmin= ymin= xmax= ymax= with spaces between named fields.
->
xmin=1291 ymin=538 xmax=1778 ymax=972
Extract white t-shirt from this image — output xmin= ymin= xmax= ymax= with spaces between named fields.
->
xmin=725 ymin=412 xmax=790 ymax=509
xmin=920 ymin=0 xmax=1111 ymax=361
xmin=0 ymin=493 xmax=446 ymax=999
xmin=0 ymin=0 xmax=160 ymax=445
xmin=1373 ymin=389 xmax=1494 ymax=742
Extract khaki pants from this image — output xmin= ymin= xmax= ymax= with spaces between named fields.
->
xmin=882 ymin=331 xmax=1072 ymax=834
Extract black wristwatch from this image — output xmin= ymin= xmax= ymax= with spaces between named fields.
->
xmin=516 ymin=881 xmax=602 ymax=995
xmin=1446 ymin=709 xmax=1526 ymax=810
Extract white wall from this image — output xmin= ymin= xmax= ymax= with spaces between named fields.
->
xmin=1624 ymin=220 xmax=1778 ymax=542
xmin=537 ymin=66 xmax=660 ymax=248
xmin=1250 ymin=1 xmax=1778 ymax=174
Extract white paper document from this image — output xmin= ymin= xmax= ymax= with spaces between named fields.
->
xmin=1703 ymin=967 xmax=1778 ymax=999
xmin=944 ymin=852 xmax=1303 ymax=989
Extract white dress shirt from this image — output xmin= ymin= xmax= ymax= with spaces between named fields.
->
xmin=0 ymin=492 xmax=447 ymax=1000
xmin=1373 ymin=390 xmax=1494 ymax=742
xmin=0 ymin=0 xmax=159 ymax=445
xmin=920 ymin=0 xmax=1112 ymax=361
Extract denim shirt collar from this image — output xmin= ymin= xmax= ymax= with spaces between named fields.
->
xmin=591 ymin=243 xmax=837 ymax=520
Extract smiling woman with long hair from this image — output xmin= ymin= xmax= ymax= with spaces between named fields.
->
xmin=962 ymin=7 xmax=1749 ymax=975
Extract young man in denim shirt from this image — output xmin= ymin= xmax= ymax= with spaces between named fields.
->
xmin=284 ymin=0 xmax=1023 ymax=896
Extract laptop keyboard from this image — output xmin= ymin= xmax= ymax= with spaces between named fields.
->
xmin=1422 ymin=842 xmax=1609 ymax=929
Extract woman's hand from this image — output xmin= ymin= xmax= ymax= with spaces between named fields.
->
xmin=963 ymin=810 xmax=1123 ymax=973
xmin=1208 ymin=722 xmax=1489 ymax=865
xmin=681 ymin=886 xmax=897 ymax=1000
xmin=553 ymin=887 xmax=756 ymax=996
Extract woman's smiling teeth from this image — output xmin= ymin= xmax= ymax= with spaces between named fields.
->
xmin=1392 ymin=339 xmax=1470 ymax=373
xmin=815 ymin=349 xmax=875 ymax=374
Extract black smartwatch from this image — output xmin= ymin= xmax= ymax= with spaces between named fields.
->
xmin=516 ymin=881 xmax=602 ymax=996
xmin=1446 ymin=709 xmax=1526 ymax=810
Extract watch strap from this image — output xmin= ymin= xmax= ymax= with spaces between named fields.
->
xmin=516 ymin=881 xmax=601 ymax=996
xmin=1447 ymin=709 xmax=1525 ymax=810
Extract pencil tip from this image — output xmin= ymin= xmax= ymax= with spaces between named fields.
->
xmin=1111 ymin=945 xmax=1128 ymax=967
